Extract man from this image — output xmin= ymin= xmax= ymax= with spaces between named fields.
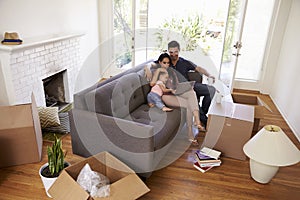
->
xmin=168 ymin=40 xmax=216 ymax=128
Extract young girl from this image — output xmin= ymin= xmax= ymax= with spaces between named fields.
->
xmin=147 ymin=71 xmax=174 ymax=112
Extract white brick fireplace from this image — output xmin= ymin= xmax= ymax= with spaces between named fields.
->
xmin=0 ymin=33 xmax=83 ymax=106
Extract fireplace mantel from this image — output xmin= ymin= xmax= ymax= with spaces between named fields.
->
xmin=0 ymin=33 xmax=83 ymax=53
xmin=0 ymin=33 xmax=84 ymax=106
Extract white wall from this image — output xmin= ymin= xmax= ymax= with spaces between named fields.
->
xmin=0 ymin=0 xmax=100 ymax=92
xmin=260 ymin=0 xmax=291 ymax=94
xmin=270 ymin=0 xmax=300 ymax=141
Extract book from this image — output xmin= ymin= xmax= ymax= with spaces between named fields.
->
xmin=198 ymin=162 xmax=221 ymax=167
xmin=193 ymin=162 xmax=213 ymax=173
xmin=194 ymin=150 xmax=222 ymax=167
xmin=195 ymin=150 xmax=220 ymax=162
xmin=200 ymin=147 xmax=221 ymax=160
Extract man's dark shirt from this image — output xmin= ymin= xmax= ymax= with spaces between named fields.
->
xmin=170 ymin=57 xmax=197 ymax=82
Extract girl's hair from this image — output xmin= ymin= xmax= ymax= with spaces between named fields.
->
xmin=154 ymin=53 xmax=171 ymax=64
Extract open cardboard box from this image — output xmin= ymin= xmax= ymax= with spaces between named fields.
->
xmin=231 ymin=93 xmax=272 ymax=132
xmin=48 ymin=151 xmax=150 ymax=200
xmin=0 ymin=94 xmax=43 ymax=168
xmin=202 ymin=101 xmax=254 ymax=160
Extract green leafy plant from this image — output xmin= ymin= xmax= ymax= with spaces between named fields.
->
xmin=47 ymin=136 xmax=65 ymax=176
xmin=155 ymin=14 xmax=206 ymax=52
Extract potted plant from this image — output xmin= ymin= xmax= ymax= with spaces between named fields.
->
xmin=39 ymin=136 xmax=69 ymax=198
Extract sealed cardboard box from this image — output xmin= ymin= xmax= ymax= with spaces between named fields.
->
xmin=48 ymin=151 xmax=150 ymax=200
xmin=202 ymin=101 xmax=254 ymax=160
xmin=231 ymin=93 xmax=272 ymax=131
xmin=0 ymin=94 xmax=43 ymax=168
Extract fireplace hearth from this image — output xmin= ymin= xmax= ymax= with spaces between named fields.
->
xmin=43 ymin=70 xmax=66 ymax=108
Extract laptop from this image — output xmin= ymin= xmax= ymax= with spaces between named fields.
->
xmin=174 ymin=81 xmax=195 ymax=95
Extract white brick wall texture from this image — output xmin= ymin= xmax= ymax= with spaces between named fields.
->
xmin=9 ymin=37 xmax=82 ymax=106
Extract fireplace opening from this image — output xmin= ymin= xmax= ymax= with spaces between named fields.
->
xmin=43 ymin=70 xmax=68 ymax=109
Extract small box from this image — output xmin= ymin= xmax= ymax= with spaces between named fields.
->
xmin=202 ymin=101 xmax=254 ymax=160
xmin=231 ymin=93 xmax=272 ymax=131
xmin=48 ymin=151 xmax=150 ymax=200
xmin=0 ymin=94 xmax=43 ymax=168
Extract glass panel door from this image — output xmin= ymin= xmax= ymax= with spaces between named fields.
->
xmin=113 ymin=0 xmax=134 ymax=69
xmin=133 ymin=0 xmax=149 ymax=65
xmin=219 ymin=0 xmax=275 ymax=91
xmin=112 ymin=0 xmax=149 ymax=69
xmin=235 ymin=0 xmax=275 ymax=81
xmin=219 ymin=0 xmax=247 ymax=91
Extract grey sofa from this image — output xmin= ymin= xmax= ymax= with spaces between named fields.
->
xmin=69 ymin=61 xmax=190 ymax=177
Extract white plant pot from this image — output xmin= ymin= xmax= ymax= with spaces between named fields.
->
xmin=39 ymin=162 xmax=70 ymax=198
xmin=249 ymin=159 xmax=279 ymax=184
xmin=39 ymin=163 xmax=57 ymax=198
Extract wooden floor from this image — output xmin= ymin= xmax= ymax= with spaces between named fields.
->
xmin=0 ymin=92 xmax=300 ymax=200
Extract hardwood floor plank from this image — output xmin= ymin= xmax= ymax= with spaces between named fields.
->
xmin=0 ymin=92 xmax=299 ymax=199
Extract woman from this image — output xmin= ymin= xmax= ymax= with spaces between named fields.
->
xmin=145 ymin=53 xmax=204 ymax=144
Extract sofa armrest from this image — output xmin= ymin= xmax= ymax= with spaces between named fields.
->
xmin=69 ymin=108 xmax=157 ymax=173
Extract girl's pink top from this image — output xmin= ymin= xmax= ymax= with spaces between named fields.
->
xmin=151 ymin=80 xmax=164 ymax=96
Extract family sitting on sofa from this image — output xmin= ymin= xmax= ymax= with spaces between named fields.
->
xmin=144 ymin=41 xmax=216 ymax=145
xmin=145 ymin=53 xmax=204 ymax=145
xmin=69 ymin=40 xmax=216 ymax=177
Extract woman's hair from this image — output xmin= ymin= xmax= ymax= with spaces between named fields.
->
xmin=154 ymin=53 xmax=171 ymax=64
xmin=152 ymin=53 xmax=178 ymax=88
xmin=158 ymin=71 xmax=168 ymax=80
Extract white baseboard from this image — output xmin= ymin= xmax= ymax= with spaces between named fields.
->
xmin=269 ymin=94 xmax=300 ymax=143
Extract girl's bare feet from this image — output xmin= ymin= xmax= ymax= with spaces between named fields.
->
xmin=148 ymin=103 xmax=154 ymax=108
xmin=162 ymin=107 xmax=173 ymax=112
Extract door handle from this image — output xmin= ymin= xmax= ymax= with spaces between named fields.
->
xmin=233 ymin=41 xmax=242 ymax=49
xmin=232 ymin=53 xmax=241 ymax=56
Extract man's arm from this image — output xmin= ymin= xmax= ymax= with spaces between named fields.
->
xmin=195 ymin=66 xmax=215 ymax=82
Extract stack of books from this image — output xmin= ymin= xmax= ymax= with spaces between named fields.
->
xmin=193 ymin=147 xmax=222 ymax=173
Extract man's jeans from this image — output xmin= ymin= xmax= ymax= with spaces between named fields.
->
xmin=193 ymin=83 xmax=216 ymax=127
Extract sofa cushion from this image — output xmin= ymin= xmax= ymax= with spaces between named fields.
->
xmin=85 ymin=73 xmax=145 ymax=119
xmin=127 ymin=104 xmax=182 ymax=150
xmin=38 ymin=107 xmax=60 ymax=128
xmin=84 ymin=79 xmax=116 ymax=114
xmin=42 ymin=112 xmax=70 ymax=133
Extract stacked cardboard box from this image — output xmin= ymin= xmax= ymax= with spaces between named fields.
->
xmin=0 ymin=94 xmax=43 ymax=168
xmin=231 ymin=93 xmax=272 ymax=132
xmin=202 ymin=101 xmax=254 ymax=160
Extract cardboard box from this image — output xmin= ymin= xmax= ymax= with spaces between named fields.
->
xmin=48 ymin=151 xmax=150 ymax=200
xmin=202 ymin=101 xmax=254 ymax=160
xmin=231 ymin=93 xmax=272 ymax=131
xmin=0 ymin=94 xmax=43 ymax=168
